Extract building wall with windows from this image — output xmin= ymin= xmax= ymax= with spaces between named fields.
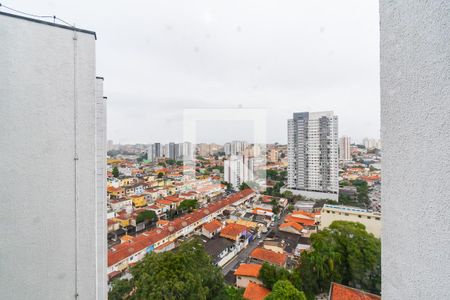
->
xmin=287 ymin=111 xmax=339 ymax=199
xmin=320 ymin=204 xmax=381 ymax=238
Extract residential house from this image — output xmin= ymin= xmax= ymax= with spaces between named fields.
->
xmin=202 ymin=219 xmax=223 ymax=239
xmin=234 ymin=264 xmax=263 ymax=288
xmin=243 ymin=282 xmax=270 ymax=300
xmin=249 ymin=247 xmax=288 ymax=267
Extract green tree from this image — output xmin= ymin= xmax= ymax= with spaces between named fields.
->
xmin=239 ymin=182 xmax=250 ymax=191
xmin=221 ymin=181 xmax=232 ymax=191
xmin=109 ymin=278 xmax=133 ymax=300
xmin=282 ymin=190 xmax=293 ymax=200
xmin=110 ymin=238 xmax=226 ymax=300
xmin=178 ymin=199 xmax=198 ymax=212
xmin=166 ymin=159 xmax=176 ymax=165
xmin=136 ymin=210 xmax=157 ymax=224
xmin=299 ymin=221 xmax=381 ymax=297
xmin=258 ymin=263 xmax=290 ymax=289
xmin=112 ymin=166 xmax=120 ymax=178
xmin=265 ymin=280 xmax=306 ymax=300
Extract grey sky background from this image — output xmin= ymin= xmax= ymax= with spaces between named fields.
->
xmin=10 ymin=0 xmax=380 ymax=144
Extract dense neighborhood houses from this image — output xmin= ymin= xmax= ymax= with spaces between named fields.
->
xmin=107 ymin=136 xmax=382 ymax=299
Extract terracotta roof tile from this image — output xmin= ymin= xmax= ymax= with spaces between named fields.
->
xmin=220 ymin=223 xmax=247 ymax=240
xmin=279 ymin=222 xmax=303 ymax=231
xmin=330 ymin=282 xmax=381 ymax=300
xmin=202 ymin=219 xmax=222 ymax=233
xmin=234 ymin=264 xmax=262 ymax=278
xmin=108 ymin=189 xmax=254 ymax=267
xmin=243 ymin=282 xmax=270 ymax=300
xmin=250 ymin=248 xmax=287 ymax=266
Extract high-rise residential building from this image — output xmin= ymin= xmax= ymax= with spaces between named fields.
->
xmin=224 ymin=143 xmax=232 ymax=156
xmin=0 ymin=12 xmax=106 ymax=299
xmin=168 ymin=142 xmax=176 ymax=159
xmin=362 ymin=137 xmax=381 ymax=150
xmin=197 ymin=143 xmax=210 ymax=157
xmin=182 ymin=142 xmax=193 ymax=160
xmin=147 ymin=144 xmax=155 ymax=162
xmin=231 ymin=140 xmax=247 ymax=155
xmin=268 ymin=149 xmax=279 ymax=163
xmin=154 ymin=142 xmax=161 ymax=158
xmin=339 ymin=136 xmax=352 ymax=161
xmin=286 ymin=111 xmax=339 ymax=200
xmin=224 ymin=155 xmax=254 ymax=190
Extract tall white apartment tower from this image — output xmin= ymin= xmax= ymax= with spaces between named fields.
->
xmin=0 ymin=12 xmax=107 ymax=299
xmin=224 ymin=155 xmax=254 ymax=190
xmin=339 ymin=136 xmax=352 ymax=161
xmin=287 ymin=111 xmax=339 ymax=200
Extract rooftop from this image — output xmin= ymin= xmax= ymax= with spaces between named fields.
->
xmin=243 ymin=282 xmax=270 ymax=300
xmin=329 ymin=282 xmax=381 ymax=300
xmin=234 ymin=264 xmax=262 ymax=278
xmin=0 ymin=11 xmax=97 ymax=39
xmin=250 ymin=247 xmax=287 ymax=266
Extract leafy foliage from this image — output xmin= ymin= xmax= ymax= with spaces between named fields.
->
xmin=265 ymin=280 xmax=306 ymax=300
xmin=110 ymin=239 xmax=227 ymax=300
xmin=178 ymin=199 xmax=198 ymax=212
xmin=136 ymin=210 xmax=157 ymax=224
xmin=298 ymin=221 xmax=381 ymax=297
xmin=112 ymin=166 xmax=120 ymax=178
xmin=239 ymin=182 xmax=250 ymax=191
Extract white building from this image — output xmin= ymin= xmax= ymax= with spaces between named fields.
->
xmin=320 ymin=204 xmax=381 ymax=238
xmin=339 ymin=136 xmax=352 ymax=161
xmin=286 ymin=111 xmax=339 ymax=200
xmin=363 ymin=137 xmax=381 ymax=150
xmin=224 ymin=155 xmax=254 ymax=190
xmin=147 ymin=144 xmax=155 ymax=162
xmin=0 ymin=12 xmax=106 ymax=299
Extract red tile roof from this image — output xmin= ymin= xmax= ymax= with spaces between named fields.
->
xmin=279 ymin=222 xmax=303 ymax=231
xmin=243 ymin=282 xmax=270 ymax=300
xmin=108 ymin=189 xmax=255 ymax=267
xmin=220 ymin=223 xmax=247 ymax=240
xmin=202 ymin=219 xmax=222 ymax=233
xmin=330 ymin=282 xmax=381 ymax=300
xmin=285 ymin=215 xmax=316 ymax=226
xmin=234 ymin=264 xmax=262 ymax=278
xmin=250 ymin=248 xmax=287 ymax=266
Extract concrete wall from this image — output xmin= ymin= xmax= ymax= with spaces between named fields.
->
xmin=0 ymin=13 xmax=106 ymax=299
xmin=380 ymin=1 xmax=450 ymax=299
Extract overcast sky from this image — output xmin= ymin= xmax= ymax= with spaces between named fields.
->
xmin=11 ymin=0 xmax=380 ymax=144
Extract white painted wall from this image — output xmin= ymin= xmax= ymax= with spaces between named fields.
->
xmin=380 ymin=1 xmax=450 ymax=299
xmin=0 ymin=13 xmax=106 ymax=299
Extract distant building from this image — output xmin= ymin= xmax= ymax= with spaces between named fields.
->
xmin=320 ymin=204 xmax=381 ymax=238
xmin=286 ymin=111 xmax=339 ymax=200
xmin=224 ymin=155 xmax=254 ymax=190
xmin=147 ymin=144 xmax=155 ymax=162
xmin=339 ymin=136 xmax=352 ymax=161
xmin=154 ymin=142 xmax=161 ymax=158
xmin=168 ymin=142 xmax=176 ymax=159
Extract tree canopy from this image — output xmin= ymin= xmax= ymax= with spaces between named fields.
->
xmin=178 ymin=199 xmax=198 ymax=212
xmin=265 ymin=280 xmax=306 ymax=300
xmin=298 ymin=221 xmax=381 ymax=298
xmin=109 ymin=238 xmax=226 ymax=300
xmin=136 ymin=210 xmax=157 ymax=224
xmin=112 ymin=166 xmax=119 ymax=178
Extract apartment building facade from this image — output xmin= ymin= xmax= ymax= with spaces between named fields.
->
xmin=286 ymin=111 xmax=339 ymax=200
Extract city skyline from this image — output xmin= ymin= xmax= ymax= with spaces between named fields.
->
xmin=8 ymin=0 xmax=380 ymax=144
